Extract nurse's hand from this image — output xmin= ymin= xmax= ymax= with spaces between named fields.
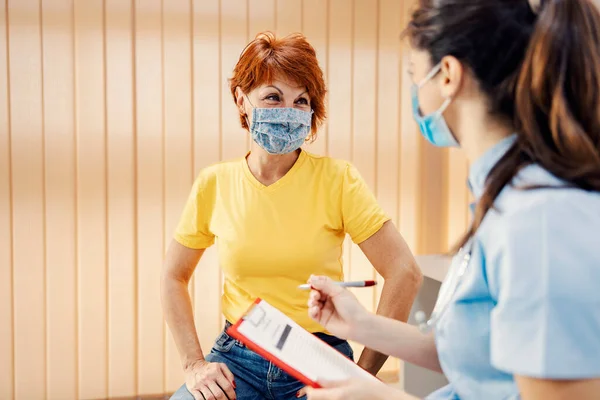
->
xmin=307 ymin=275 xmax=370 ymax=340
xmin=305 ymin=379 xmax=411 ymax=400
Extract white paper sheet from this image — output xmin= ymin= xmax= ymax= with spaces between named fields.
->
xmin=235 ymin=300 xmax=380 ymax=384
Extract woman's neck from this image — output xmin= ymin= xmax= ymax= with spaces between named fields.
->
xmin=246 ymin=145 xmax=301 ymax=182
xmin=456 ymin=115 xmax=515 ymax=165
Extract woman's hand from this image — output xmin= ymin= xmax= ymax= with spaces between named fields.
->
xmin=305 ymin=379 xmax=412 ymax=400
xmin=307 ymin=275 xmax=371 ymax=340
xmin=184 ymin=359 xmax=236 ymax=400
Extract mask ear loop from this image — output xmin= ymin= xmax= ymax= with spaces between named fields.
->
xmin=436 ymin=97 xmax=453 ymax=117
xmin=242 ymin=94 xmax=255 ymax=131
xmin=417 ymin=62 xmax=453 ymax=118
xmin=417 ymin=62 xmax=443 ymax=88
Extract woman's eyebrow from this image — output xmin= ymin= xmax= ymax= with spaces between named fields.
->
xmin=262 ymin=85 xmax=284 ymax=95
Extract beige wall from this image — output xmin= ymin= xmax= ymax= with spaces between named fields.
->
xmin=0 ymin=0 xmax=469 ymax=398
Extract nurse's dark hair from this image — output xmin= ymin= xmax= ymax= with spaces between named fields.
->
xmin=405 ymin=0 xmax=600 ymax=251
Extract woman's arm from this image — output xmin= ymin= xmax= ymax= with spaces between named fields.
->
xmin=161 ymin=240 xmax=206 ymax=370
xmin=516 ymin=376 xmax=600 ymax=400
xmin=355 ymin=221 xmax=424 ymax=374
xmin=161 ymin=240 xmax=236 ymax=400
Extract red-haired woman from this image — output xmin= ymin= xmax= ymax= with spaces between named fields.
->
xmin=162 ymin=32 xmax=422 ymax=400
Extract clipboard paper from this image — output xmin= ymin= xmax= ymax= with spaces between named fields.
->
xmin=226 ymin=298 xmax=380 ymax=388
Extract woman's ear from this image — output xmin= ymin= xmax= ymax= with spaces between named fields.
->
xmin=440 ymin=55 xmax=464 ymax=99
xmin=235 ymin=87 xmax=246 ymax=115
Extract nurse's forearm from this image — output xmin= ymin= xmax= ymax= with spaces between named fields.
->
xmin=161 ymin=275 xmax=206 ymax=372
xmin=356 ymin=268 xmax=421 ymax=374
xmin=352 ymin=313 xmax=442 ymax=373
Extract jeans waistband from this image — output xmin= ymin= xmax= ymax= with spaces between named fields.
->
xmin=224 ymin=320 xmax=346 ymax=348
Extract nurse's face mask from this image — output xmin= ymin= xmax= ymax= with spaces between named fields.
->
xmin=411 ymin=62 xmax=459 ymax=147
xmin=243 ymin=95 xmax=313 ymax=155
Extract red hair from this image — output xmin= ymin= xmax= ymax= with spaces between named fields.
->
xmin=229 ymin=31 xmax=327 ymax=140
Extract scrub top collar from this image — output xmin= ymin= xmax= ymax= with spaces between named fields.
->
xmin=468 ymin=134 xmax=518 ymax=200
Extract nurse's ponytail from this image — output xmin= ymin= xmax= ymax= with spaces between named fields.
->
xmin=406 ymin=0 xmax=600 ymax=251
xmin=515 ymin=0 xmax=600 ymax=190
xmin=460 ymin=0 xmax=600 ymax=250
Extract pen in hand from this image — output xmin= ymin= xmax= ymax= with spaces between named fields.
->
xmin=297 ymin=280 xmax=377 ymax=290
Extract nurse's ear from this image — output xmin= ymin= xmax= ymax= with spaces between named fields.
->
xmin=439 ymin=55 xmax=465 ymax=100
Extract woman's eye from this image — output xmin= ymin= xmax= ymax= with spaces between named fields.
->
xmin=265 ymin=94 xmax=280 ymax=102
xmin=296 ymin=98 xmax=309 ymax=105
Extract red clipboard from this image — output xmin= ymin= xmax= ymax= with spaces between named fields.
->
xmin=226 ymin=298 xmax=379 ymax=388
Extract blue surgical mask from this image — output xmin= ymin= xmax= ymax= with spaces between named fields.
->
xmin=245 ymin=97 xmax=313 ymax=154
xmin=411 ymin=63 xmax=458 ymax=147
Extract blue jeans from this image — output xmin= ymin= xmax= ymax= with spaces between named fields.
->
xmin=171 ymin=324 xmax=354 ymax=400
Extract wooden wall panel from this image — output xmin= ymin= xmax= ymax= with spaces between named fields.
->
xmin=376 ymin=0 xmax=401 ymax=297
xmin=220 ymin=0 xmax=248 ymax=163
xmin=74 ymin=0 xmax=108 ymax=398
xmin=419 ymin=145 xmax=448 ymax=254
xmin=135 ymin=0 xmax=165 ymax=394
xmin=1 ymin=1 xmax=471 ymax=397
xmin=327 ymin=0 xmax=354 ymax=283
xmin=8 ymin=1 xmax=46 ymax=398
xmin=192 ymin=0 xmax=222 ymax=359
xmin=351 ymin=0 xmax=378 ymax=320
xmin=276 ymin=0 xmax=302 ymax=35
xmin=105 ymin=0 xmax=137 ymax=396
xmin=249 ymin=0 xmax=275 ymax=36
xmin=375 ymin=0 xmax=402 ymax=374
xmin=42 ymin=0 xmax=78 ymax=398
xmin=301 ymin=0 xmax=328 ymax=156
xmin=163 ymin=0 xmax=194 ymax=391
xmin=398 ymin=1 xmax=421 ymax=255
xmin=0 ymin=2 xmax=13 ymax=399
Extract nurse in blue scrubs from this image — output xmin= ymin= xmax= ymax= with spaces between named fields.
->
xmin=304 ymin=0 xmax=600 ymax=399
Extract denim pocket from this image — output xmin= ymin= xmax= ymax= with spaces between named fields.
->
xmin=212 ymin=331 xmax=236 ymax=353
xmin=335 ymin=341 xmax=354 ymax=361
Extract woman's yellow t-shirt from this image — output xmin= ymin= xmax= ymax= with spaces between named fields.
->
xmin=174 ymin=150 xmax=390 ymax=333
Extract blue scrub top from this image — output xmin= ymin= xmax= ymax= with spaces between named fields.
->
xmin=427 ymin=135 xmax=600 ymax=400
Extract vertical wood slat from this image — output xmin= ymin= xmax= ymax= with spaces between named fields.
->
xmin=375 ymin=0 xmax=402 ymax=374
xmin=74 ymin=0 xmax=108 ymax=398
xmin=326 ymin=0 xmax=353 ymax=164
xmin=376 ymin=0 xmax=401 ymax=297
xmin=419 ymin=146 xmax=448 ymax=254
xmin=162 ymin=0 xmax=194 ymax=392
xmin=220 ymin=0 xmax=248 ymax=162
xmin=398 ymin=0 xmax=420 ymax=255
xmin=42 ymin=0 xmax=78 ymax=398
xmin=248 ymin=0 xmax=275 ymax=37
xmin=192 ymin=0 xmax=222 ymax=356
xmin=8 ymin=0 xmax=47 ymax=399
xmin=275 ymin=0 xmax=301 ymax=35
xmin=350 ymin=0 xmax=377 ymax=322
xmin=327 ymin=0 xmax=353 ymax=284
xmin=105 ymin=0 xmax=137 ymax=396
xmin=0 ymin=1 xmax=13 ymax=399
xmin=301 ymin=0 xmax=328 ymax=156
xmin=135 ymin=0 xmax=165 ymax=394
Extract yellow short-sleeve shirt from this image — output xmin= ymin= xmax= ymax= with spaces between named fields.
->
xmin=174 ymin=150 xmax=390 ymax=332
